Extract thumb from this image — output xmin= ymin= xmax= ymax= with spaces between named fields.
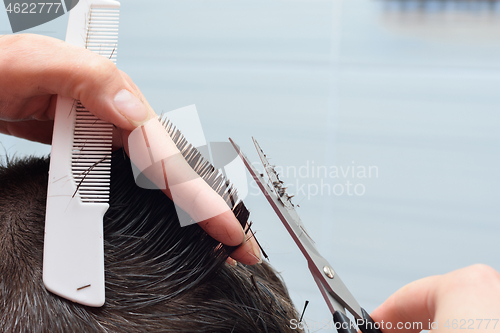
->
xmin=2 ymin=34 xmax=150 ymax=130
xmin=371 ymin=265 xmax=500 ymax=333
xmin=370 ymin=275 xmax=440 ymax=333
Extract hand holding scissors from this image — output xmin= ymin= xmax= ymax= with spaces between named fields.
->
xmin=230 ymin=137 xmax=383 ymax=333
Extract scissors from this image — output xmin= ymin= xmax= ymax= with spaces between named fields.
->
xmin=229 ymin=137 xmax=383 ymax=333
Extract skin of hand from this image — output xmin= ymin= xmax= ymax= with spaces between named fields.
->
xmin=370 ymin=264 xmax=500 ymax=333
xmin=0 ymin=33 xmax=261 ymax=265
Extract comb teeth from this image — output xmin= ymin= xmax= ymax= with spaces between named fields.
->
xmin=159 ymin=116 xmax=240 ymax=209
xmin=71 ymin=102 xmax=113 ymax=203
xmin=86 ymin=6 xmax=119 ymax=63
xmin=71 ymin=6 xmax=118 ymax=203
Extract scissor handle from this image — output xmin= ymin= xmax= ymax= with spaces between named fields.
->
xmin=333 ymin=308 xmax=383 ymax=333
xmin=357 ymin=308 xmax=384 ymax=333
xmin=333 ymin=311 xmax=358 ymax=333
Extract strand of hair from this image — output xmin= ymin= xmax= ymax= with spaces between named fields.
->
xmin=299 ymin=300 xmax=309 ymax=322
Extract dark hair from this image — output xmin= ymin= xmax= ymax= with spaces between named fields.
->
xmin=0 ymin=148 xmax=302 ymax=332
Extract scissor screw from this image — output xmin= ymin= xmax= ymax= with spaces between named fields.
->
xmin=323 ymin=266 xmax=335 ymax=279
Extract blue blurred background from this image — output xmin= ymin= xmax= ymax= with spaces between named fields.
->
xmin=1 ymin=0 xmax=499 ymax=331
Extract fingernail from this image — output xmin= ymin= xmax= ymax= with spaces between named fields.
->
xmin=226 ymin=258 xmax=237 ymax=266
xmin=113 ymin=89 xmax=149 ymax=126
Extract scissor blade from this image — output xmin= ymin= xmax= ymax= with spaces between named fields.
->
xmin=229 ymin=138 xmax=363 ymax=320
xmin=310 ymin=262 xmax=345 ymax=316
xmin=229 ymin=138 xmax=319 ymax=258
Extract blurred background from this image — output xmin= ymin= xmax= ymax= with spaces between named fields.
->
xmin=1 ymin=0 xmax=499 ymax=331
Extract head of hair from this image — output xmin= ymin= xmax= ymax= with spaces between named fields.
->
xmin=0 ymin=147 xmax=302 ymax=333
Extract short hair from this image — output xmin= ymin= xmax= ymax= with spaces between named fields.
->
xmin=0 ymin=148 xmax=302 ymax=332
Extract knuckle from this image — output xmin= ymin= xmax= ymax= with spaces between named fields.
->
xmin=72 ymin=51 xmax=120 ymax=100
xmin=466 ymin=264 xmax=500 ymax=283
xmin=441 ymin=264 xmax=500 ymax=296
xmin=87 ymin=55 xmax=119 ymax=83
xmin=118 ymin=69 xmax=132 ymax=83
xmin=446 ymin=264 xmax=500 ymax=293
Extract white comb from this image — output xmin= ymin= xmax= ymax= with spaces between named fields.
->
xmin=43 ymin=0 xmax=120 ymax=307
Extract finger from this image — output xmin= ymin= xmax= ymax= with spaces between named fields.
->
xmin=0 ymin=119 xmax=54 ymax=144
xmin=372 ymin=265 xmax=500 ymax=333
xmin=121 ymin=117 xmax=249 ymax=250
xmin=118 ymin=70 xmax=154 ymax=113
xmin=370 ymin=275 xmax=441 ymax=333
xmin=433 ymin=265 xmax=500 ymax=327
xmin=228 ymin=235 xmax=262 ymax=266
xmin=197 ymin=210 xmax=247 ymax=247
xmin=0 ymin=34 xmax=148 ymax=130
